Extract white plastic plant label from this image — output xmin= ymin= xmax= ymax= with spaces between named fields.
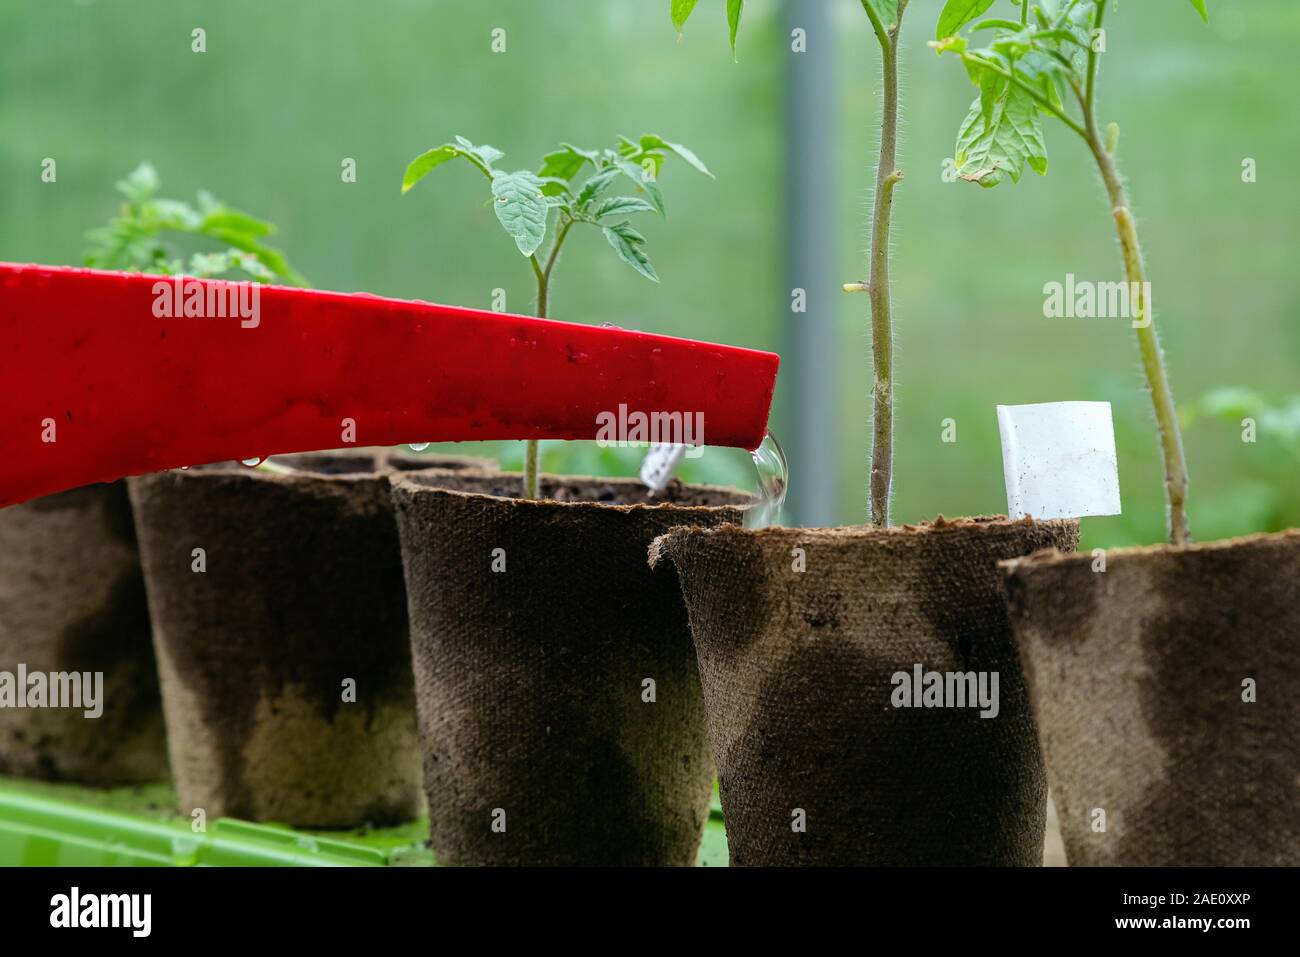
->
xmin=639 ymin=443 xmax=689 ymax=493
xmin=996 ymin=401 xmax=1121 ymax=521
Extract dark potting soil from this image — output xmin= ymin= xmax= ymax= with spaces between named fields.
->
xmin=128 ymin=452 xmax=488 ymax=827
xmin=400 ymin=470 xmax=744 ymax=507
xmin=1003 ymin=528 xmax=1300 ymax=865
xmin=650 ymin=515 xmax=1080 ymax=867
xmin=391 ymin=470 xmax=750 ymax=866
xmin=0 ymin=482 xmax=168 ymax=784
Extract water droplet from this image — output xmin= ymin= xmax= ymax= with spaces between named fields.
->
xmin=745 ymin=431 xmax=788 ymax=529
xmin=241 ymin=457 xmax=262 ymax=467
xmin=407 ymin=442 xmax=430 ymax=452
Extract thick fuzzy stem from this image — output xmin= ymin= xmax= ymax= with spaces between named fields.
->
xmin=865 ymin=8 xmax=906 ymax=527
xmin=1081 ymin=1 xmax=1189 ymax=545
xmin=1110 ymin=200 xmax=1190 ymax=546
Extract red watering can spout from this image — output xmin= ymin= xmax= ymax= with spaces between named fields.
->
xmin=0 ymin=263 xmax=779 ymax=507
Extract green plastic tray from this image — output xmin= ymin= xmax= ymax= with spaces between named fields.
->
xmin=0 ymin=777 xmax=729 ymax=866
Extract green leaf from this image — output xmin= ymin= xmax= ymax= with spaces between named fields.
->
xmin=861 ymin=0 xmax=900 ymax=30
xmin=538 ymin=144 xmax=597 ymax=181
xmin=936 ymin=0 xmax=996 ymax=40
xmin=591 ymin=195 xmax=658 ymax=221
xmin=207 ymin=228 xmax=306 ymax=286
xmin=401 ymin=140 xmax=497 ymax=193
xmin=612 ymin=157 xmax=666 ymax=215
xmin=726 ymin=0 xmax=743 ymax=57
xmin=454 ymin=135 xmax=504 ymax=170
xmin=1189 ymin=0 xmax=1209 ymax=23
xmin=671 ymin=0 xmax=699 ymax=32
xmin=979 ymin=68 xmax=1005 ymax=124
xmin=1016 ymin=49 xmax=1068 ymax=111
xmin=199 ymin=205 xmax=273 ymax=239
xmin=490 ymin=170 xmax=548 ymax=257
xmin=402 ymin=146 xmax=462 ymax=192
xmin=637 ymin=134 xmax=714 ymax=177
xmin=116 ymin=163 xmax=160 ymax=204
xmin=602 ymin=221 xmax=659 ymax=282
xmin=953 ymin=82 xmax=1047 ymax=187
xmin=574 ymin=166 xmax=621 ymax=210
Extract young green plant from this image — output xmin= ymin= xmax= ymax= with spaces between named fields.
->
xmin=85 ymin=162 xmax=306 ymax=285
xmin=932 ymin=0 xmax=1206 ymax=545
xmin=674 ymin=0 xmax=912 ymax=526
xmin=401 ymin=134 xmax=712 ymax=499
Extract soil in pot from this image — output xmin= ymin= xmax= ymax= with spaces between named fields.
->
xmin=0 ymin=482 xmax=168 ymax=784
xmin=127 ymin=449 xmax=490 ymax=827
xmin=650 ymin=516 xmax=1080 ymax=866
xmin=1002 ymin=528 xmax=1300 ymax=866
xmin=390 ymin=470 xmax=749 ymax=866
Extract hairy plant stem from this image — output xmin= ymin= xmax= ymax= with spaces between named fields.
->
xmin=522 ymin=217 xmax=574 ymax=499
xmin=860 ymin=0 xmax=909 ymax=527
xmin=1077 ymin=1 xmax=1190 ymax=544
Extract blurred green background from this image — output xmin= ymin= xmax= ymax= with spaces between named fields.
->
xmin=1 ymin=0 xmax=1295 ymax=548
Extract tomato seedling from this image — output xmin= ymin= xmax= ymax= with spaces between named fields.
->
xmin=932 ymin=0 xmax=1209 ymax=544
xmin=402 ymin=134 xmax=712 ymax=498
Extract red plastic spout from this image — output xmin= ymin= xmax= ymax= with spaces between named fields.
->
xmin=0 ymin=263 xmax=778 ymax=507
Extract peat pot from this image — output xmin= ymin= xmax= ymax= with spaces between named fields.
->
xmin=127 ymin=449 xmax=489 ymax=827
xmin=1002 ymin=529 xmax=1300 ymax=866
xmin=391 ymin=470 xmax=749 ymax=866
xmin=650 ymin=516 xmax=1080 ymax=866
xmin=0 ymin=482 xmax=168 ymax=784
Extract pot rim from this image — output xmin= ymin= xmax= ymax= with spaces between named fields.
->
xmin=647 ymin=514 xmax=1077 ymax=568
xmin=653 ymin=514 xmax=1074 ymax=542
xmin=1000 ymin=525 xmax=1300 ymax=575
xmin=389 ymin=469 xmax=752 ymax=514
xmin=128 ymin=449 xmax=491 ymax=487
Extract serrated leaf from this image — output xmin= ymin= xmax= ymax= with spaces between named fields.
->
xmin=1016 ymin=49 xmax=1067 ymax=111
xmin=953 ymin=83 xmax=1047 ymax=188
xmin=574 ymin=166 xmax=621 ymax=210
xmin=727 ymin=0 xmax=743 ymax=57
xmin=671 ymin=0 xmax=699 ymax=32
xmin=538 ymin=176 xmax=571 ymax=198
xmin=638 ymin=134 xmax=714 ymax=177
xmin=592 ymin=195 xmax=658 ymax=221
xmin=1189 ymin=0 xmax=1209 ymax=23
xmin=491 ymin=170 xmax=548 ymax=257
xmin=602 ymin=221 xmax=659 ymax=282
xmin=612 ymin=157 xmax=666 ymax=215
xmin=936 ymin=0 xmax=996 ymax=40
xmin=539 ymin=144 xmax=596 ymax=181
xmin=979 ymin=68 xmax=1005 ymax=124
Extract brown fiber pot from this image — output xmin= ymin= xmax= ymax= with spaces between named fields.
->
xmin=390 ymin=470 xmax=749 ymax=866
xmin=0 ymin=483 xmax=168 ymax=784
xmin=650 ymin=516 xmax=1080 ymax=866
xmin=1002 ymin=528 xmax=1300 ymax=866
xmin=127 ymin=449 xmax=490 ymax=827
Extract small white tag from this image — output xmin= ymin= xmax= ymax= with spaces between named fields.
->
xmin=997 ymin=401 xmax=1121 ymax=520
xmin=639 ymin=444 xmax=688 ymax=493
